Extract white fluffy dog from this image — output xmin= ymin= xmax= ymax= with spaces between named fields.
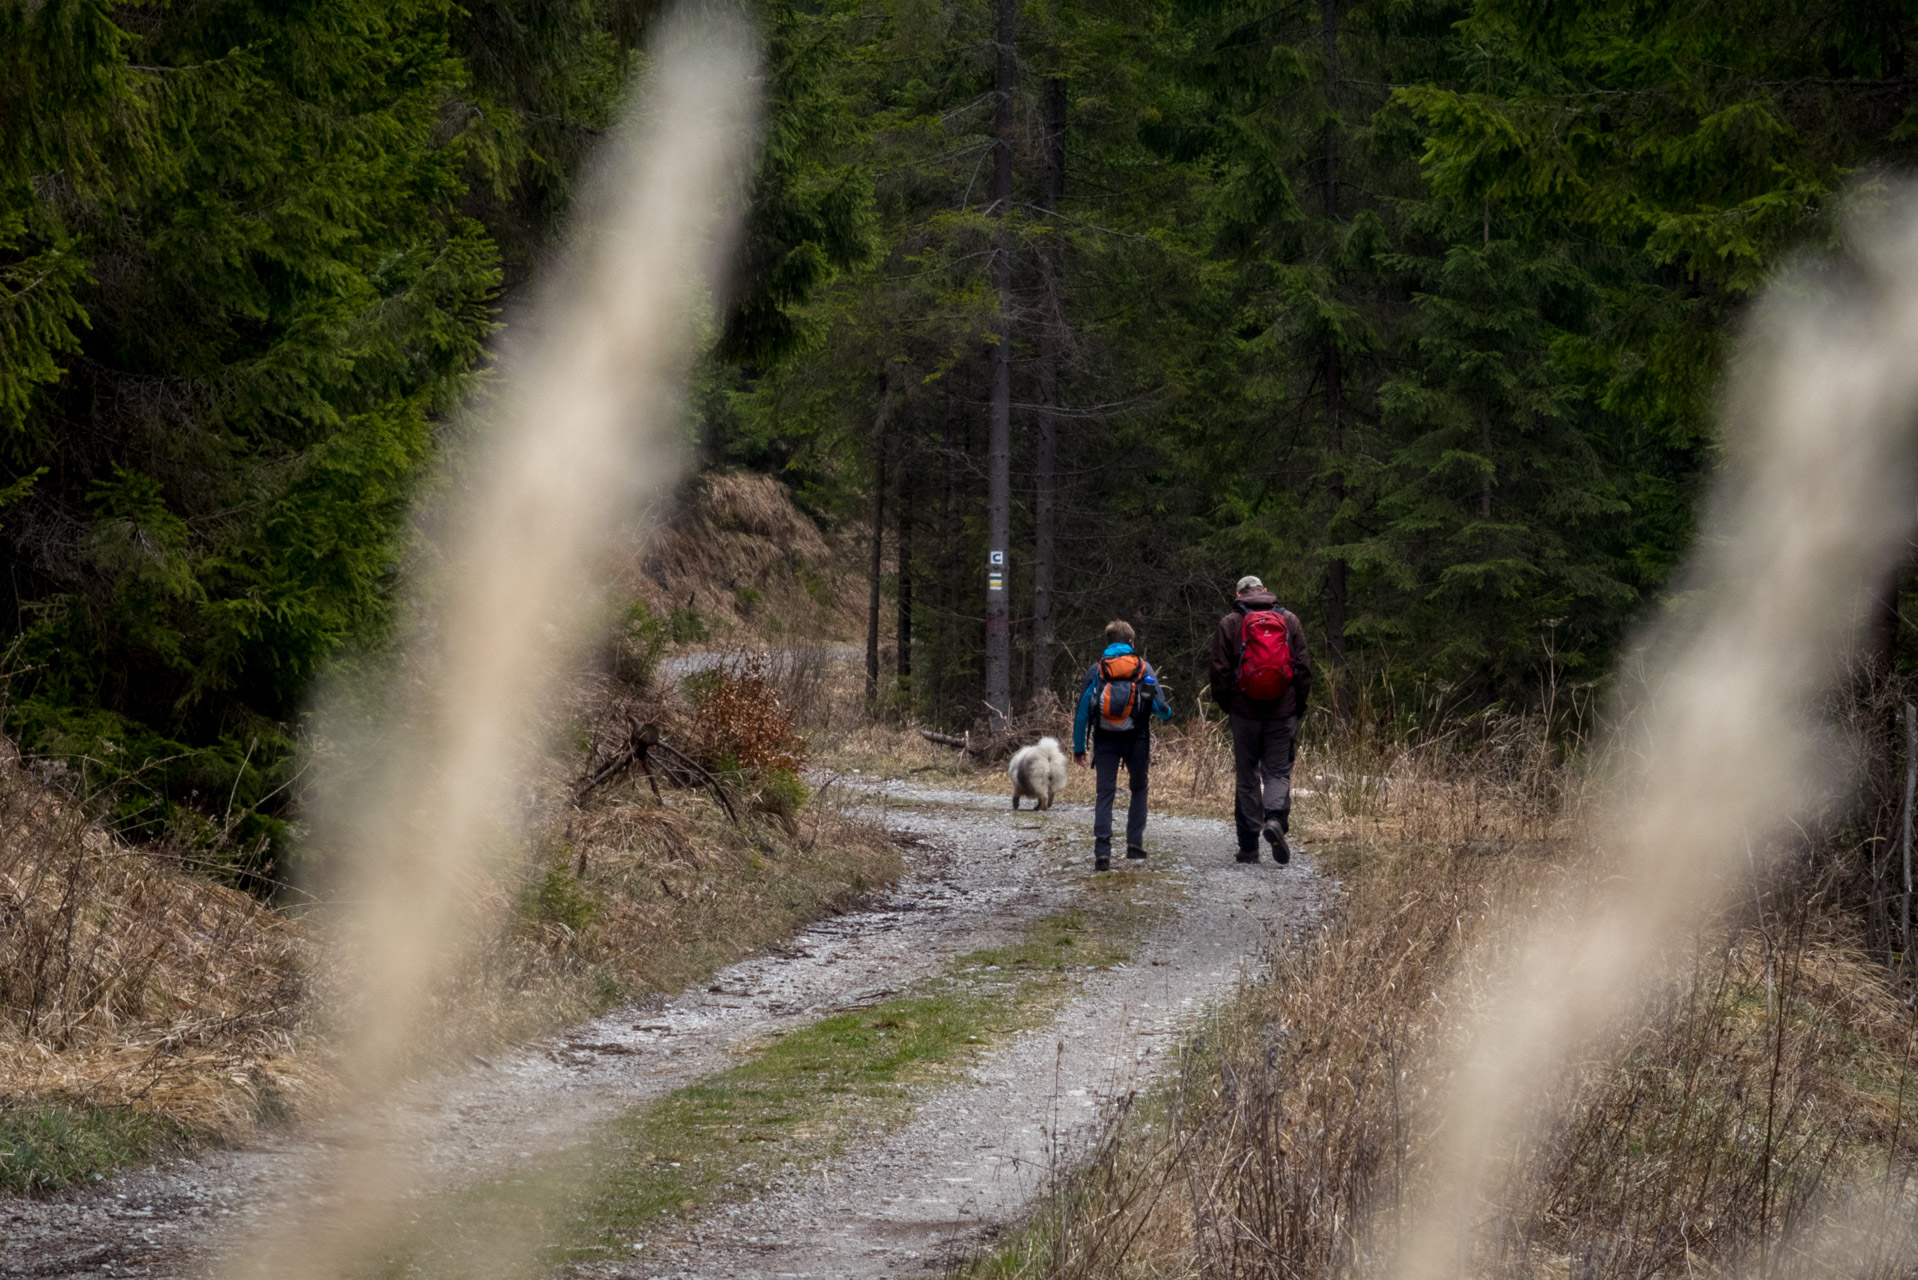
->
xmin=1008 ymin=736 xmax=1069 ymax=811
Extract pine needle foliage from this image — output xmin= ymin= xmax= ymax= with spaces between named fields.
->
xmin=0 ymin=0 xmax=868 ymax=881
xmin=716 ymin=0 xmax=1918 ymax=726
xmin=7 ymin=0 xmax=1918 ymax=873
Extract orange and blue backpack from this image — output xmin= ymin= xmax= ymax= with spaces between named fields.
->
xmin=1096 ymin=652 xmax=1149 ymax=730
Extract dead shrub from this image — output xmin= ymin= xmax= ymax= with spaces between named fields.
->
xmin=683 ymin=653 xmax=808 ymax=775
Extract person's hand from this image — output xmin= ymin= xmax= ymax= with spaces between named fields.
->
xmin=1074 ymin=753 xmax=1088 ymax=770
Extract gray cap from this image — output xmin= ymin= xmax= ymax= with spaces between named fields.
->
xmin=1235 ymin=575 xmax=1265 ymax=595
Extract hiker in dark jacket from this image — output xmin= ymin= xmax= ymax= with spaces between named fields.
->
xmin=1071 ymin=620 xmax=1172 ymax=871
xmin=1208 ymin=576 xmax=1312 ymax=864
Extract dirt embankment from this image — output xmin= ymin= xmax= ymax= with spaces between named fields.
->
xmin=625 ymin=470 xmax=869 ymax=650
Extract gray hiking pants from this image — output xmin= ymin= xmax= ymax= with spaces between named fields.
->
xmin=1092 ymin=728 xmax=1150 ymax=855
xmin=1229 ymin=713 xmax=1298 ymax=852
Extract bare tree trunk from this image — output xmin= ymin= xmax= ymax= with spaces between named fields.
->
xmin=984 ymin=0 xmax=1016 ymax=731
xmin=1322 ymin=0 xmax=1340 ymax=219
xmin=897 ymin=460 xmax=913 ymax=697
xmin=1872 ymin=567 xmax=1902 ymax=672
xmin=865 ymin=374 xmax=891 ymax=710
xmin=935 ymin=389 xmax=959 ymax=721
xmin=1320 ymin=0 xmax=1352 ymax=717
xmin=1031 ymin=72 xmax=1065 ymax=705
xmin=1871 ymin=568 xmax=1903 ymax=962
xmin=1904 ymin=702 xmax=1914 ymax=967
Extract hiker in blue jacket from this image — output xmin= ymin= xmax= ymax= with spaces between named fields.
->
xmin=1071 ymin=620 xmax=1172 ymax=871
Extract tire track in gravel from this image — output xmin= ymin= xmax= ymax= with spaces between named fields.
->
xmin=605 ymin=784 xmax=1330 ymax=1280
xmin=0 ymin=781 xmax=1326 ymax=1280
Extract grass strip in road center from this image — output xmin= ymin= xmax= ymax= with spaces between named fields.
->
xmin=354 ymin=857 xmax=1177 ymax=1279
xmin=572 ymin=868 xmax=1166 ymax=1252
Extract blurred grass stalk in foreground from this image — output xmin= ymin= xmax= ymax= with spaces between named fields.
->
xmin=225 ymin=11 xmax=762 ymax=1280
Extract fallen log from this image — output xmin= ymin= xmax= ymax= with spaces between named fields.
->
xmin=919 ymin=729 xmax=973 ymax=751
xmin=918 ymin=728 xmax=1014 ymax=760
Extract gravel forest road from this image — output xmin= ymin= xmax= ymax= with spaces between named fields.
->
xmin=0 ymin=780 xmax=1327 ymax=1280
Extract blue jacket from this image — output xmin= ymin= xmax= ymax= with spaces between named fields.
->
xmin=1072 ymin=643 xmax=1172 ymax=754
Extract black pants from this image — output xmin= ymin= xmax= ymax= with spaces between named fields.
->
xmin=1229 ymin=713 xmax=1299 ymax=852
xmin=1092 ymin=728 xmax=1150 ymax=854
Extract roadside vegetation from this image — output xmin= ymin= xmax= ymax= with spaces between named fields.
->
xmin=0 ymin=1101 xmax=193 ymax=1197
xmin=959 ymin=687 xmax=1918 ymax=1280
xmin=0 ymin=478 xmax=901 ymax=1194
xmin=0 ymin=737 xmax=310 ymax=1190
xmin=10 ymin=2 xmax=1918 ymax=1252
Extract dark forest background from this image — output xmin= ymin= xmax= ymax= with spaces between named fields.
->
xmin=6 ymin=0 xmax=1918 ymax=876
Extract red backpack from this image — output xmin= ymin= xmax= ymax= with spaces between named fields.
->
xmin=1236 ymin=609 xmax=1294 ymax=701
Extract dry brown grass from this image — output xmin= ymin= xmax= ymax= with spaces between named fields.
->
xmin=1147 ymin=702 xmax=1571 ymax=843
xmin=1 ymin=649 xmax=902 ymax=1169
xmin=305 ymin=641 xmax=909 ymax=1081
xmin=551 ymin=782 xmax=897 ymax=991
xmin=0 ymin=742 xmax=313 ymax=1137
xmin=0 ymin=471 xmax=899 ymax=1185
xmin=625 ymin=470 xmax=867 ymax=646
xmin=968 ymin=714 xmax=1918 ymax=1280
xmin=396 ymin=649 xmax=906 ymax=1056
xmin=0 ymin=732 xmax=898 ymax=1157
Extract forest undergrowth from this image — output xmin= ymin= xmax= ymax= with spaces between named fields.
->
xmin=0 ymin=663 xmax=896 ymax=1192
xmin=0 ymin=478 xmax=898 ymax=1192
xmin=960 ymin=687 xmax=1918 ymax=1280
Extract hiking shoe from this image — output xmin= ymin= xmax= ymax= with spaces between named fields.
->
xmin=1263 ymin=818 xmax=1291 ymax=865
xmin=1125 ymin=845 xmax=1147 ymax=861
xmin=1235 ymin=848 xmax=1260 ymax=864
xmin=1094 ymin=851 xmax=1111 ymax=872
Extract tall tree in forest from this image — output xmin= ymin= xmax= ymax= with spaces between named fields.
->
xmin=0 ymin=0 xmax=148 ymax=435
xmin=715 ymin=0 xmax=1912 ymax=730
xmin=896 ymin=450 xmax=914 ymax=699
xmin=1400 ymin=0 xmax=1918 ymax=616
xmin=1318 ymin=0 xmax=1352 ymax=711
xmin=1176 ymin=0 xmax=1419 ymax=693
xmin=865 ymin=370 xmax=890 ymax=708
xmin=984 ymin=0 xmax=1017 ymax=730
xmin=0 ymin=0 xmax=881 ymax=873
xmin=1373 ymin=214 xmax=1634 ymax=685
xmin=1031 ymin=67 xmax=1067 ymax=704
